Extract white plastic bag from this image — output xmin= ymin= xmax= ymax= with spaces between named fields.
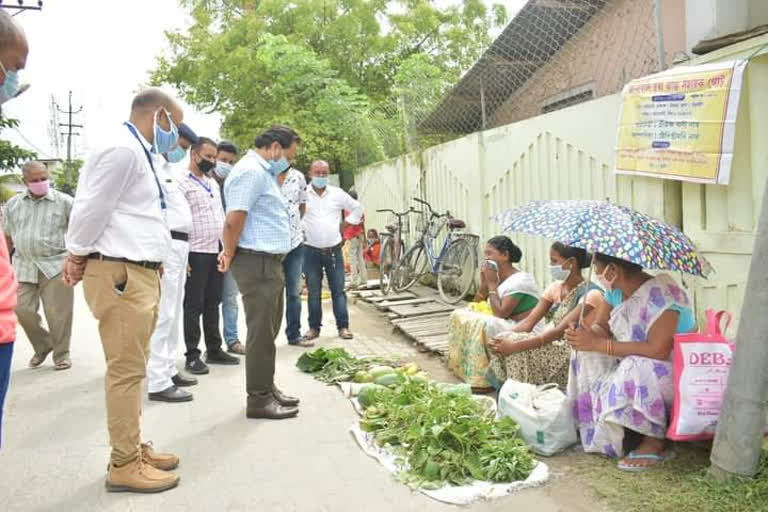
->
xmin=498 ymin=380 xmax=577 ymax=456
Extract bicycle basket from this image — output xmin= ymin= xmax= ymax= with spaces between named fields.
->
xmin=428 ymin=216 xmax=447 ymax=238
xmin=415 ymin=214 xmax=427 ymax=234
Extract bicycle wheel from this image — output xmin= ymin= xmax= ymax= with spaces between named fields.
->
xmin=393 ymin=241 xmax=427 ymax=292
xmin=378 ymin=236 xmax=394 ymax=295
xmin=437 ymin=238 xmax=477 ymax=304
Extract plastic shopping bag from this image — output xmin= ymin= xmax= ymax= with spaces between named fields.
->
xmin=498 ymin=380 xmax=577 ymax=456
xmin=667 ymin=309 xmax=734 ymax=441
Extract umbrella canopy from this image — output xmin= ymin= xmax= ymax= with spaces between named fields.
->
xmin=494 ymin=199 xmax=712 ymax=277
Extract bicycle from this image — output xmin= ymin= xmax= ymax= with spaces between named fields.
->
xmin=392 ymin=197 xmax=478 ymax=304
xmin=376 ymin=207 xmax=419 ymax=295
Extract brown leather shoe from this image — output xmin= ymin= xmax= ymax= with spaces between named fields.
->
xmin=273 ymin=386 xmax=300 ymax=407
xmin=338 ymin=328 xmax=354 ymax=340
xmin=246 ymin=395 xmax=299 ymax=420
xmin=227 ymin=341 xmax=246 ymax=355
xmin=105 ymin=458 xmax=180 ymax=493
xmin=141 ymin=442 xmax=180 ymax=471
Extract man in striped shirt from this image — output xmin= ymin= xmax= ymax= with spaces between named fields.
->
xmin=3 ymin=161 xmax=74 ymax=371
xmin=179 ymin=136 xmax=239 ymax=374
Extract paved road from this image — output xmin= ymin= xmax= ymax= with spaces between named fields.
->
xmin=0 ymin=288 xmax=602 ymax=511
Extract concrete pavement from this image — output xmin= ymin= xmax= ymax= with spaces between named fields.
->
xmin=0 ymin=288 xmax=604 ymax=511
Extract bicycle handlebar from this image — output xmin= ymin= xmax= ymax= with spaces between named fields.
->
xmin=411 ymin=197 xmax=450 ymax=218
xmin=376 ymin=207 xmax=420 ymax=217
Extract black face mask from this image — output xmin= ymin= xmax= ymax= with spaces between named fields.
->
xmin=198 ymin=157 xmax=216 ymax=175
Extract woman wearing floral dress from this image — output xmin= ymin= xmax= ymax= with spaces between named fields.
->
xmin=447 ymin=236 xmax=540 ymax=388
xmin=486 ymin=243 xmax=602 ymax=390
xmin=565 ymin=253 xmax=696 ymax=472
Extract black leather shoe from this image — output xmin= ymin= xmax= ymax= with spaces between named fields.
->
xmin=185 ymin=357 xmax=209 ymax=375
xmin=172 ymin=373 xmax=198 ymax=387
xmin=246 ymin=395 xmax=299 ymax=420
xmin=205 ymin=350 xmax=240 ymax=365
xmin=273 ymin=386 xmax=300 ymax=407
xmin=148 ymin=386 xmax=193 ymax=403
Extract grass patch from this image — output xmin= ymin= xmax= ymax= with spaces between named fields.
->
xmin=572 ymin=441 xmax=768 ymax=512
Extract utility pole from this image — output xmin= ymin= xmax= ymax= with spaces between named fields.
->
xmin=56 ymin=90 xmax=82 ymax=164
xmin=710 ymin=177 xmax=768 ymax=479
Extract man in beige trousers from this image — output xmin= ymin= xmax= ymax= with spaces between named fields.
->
xmin=63 ymin=88 xmax=183 ymax=493
xmin=3 ymin=161 xmax=74 ymax=371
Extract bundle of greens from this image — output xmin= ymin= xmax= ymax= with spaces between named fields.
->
xmin=359 ymin=379 xmax=535 ymax=488
xmin=296 ymin=347 xmax=399 ymax=384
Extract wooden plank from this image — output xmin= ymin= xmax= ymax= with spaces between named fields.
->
xmin=391 ymin=311 xmax=452 ymax=325
xmin=376 ymin=297 xmax=437 ymax=310
xmin=402 ymin=327 xmax=450 ymax=338
xmin=389 ymin=302 xmax=456 ymax=318
xmin=368 ymin=292 xmax=416 ymax=303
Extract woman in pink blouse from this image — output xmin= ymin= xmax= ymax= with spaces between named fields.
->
xmin=0 ymin=226 xmax=18 ymax=448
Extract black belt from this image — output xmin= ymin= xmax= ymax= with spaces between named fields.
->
xmin=305 ymin=242 xmax=342 ymax=254
xmin=88 ymin=253 xmax=163 ymax=271
xmin=171 ymin=231 xmax=189 ymax=242
xmin=236 ymin=247 xmax=285 ymax=262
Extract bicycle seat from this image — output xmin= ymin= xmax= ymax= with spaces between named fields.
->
xmin=447 ymin=219 xmax=466 ymax=229
xmin=385 ymin=224 xmax=397 ymax=233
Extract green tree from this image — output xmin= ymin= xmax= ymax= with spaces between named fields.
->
xmin=0 ymin=172 xmax=21 ymax=202
xmin=0 ymin=117 xmax=37 ymax=171
xmin=52 ymin=159 xmax=83 ymax=196
xmin=153 ymin=0 xmax=507 ymax=168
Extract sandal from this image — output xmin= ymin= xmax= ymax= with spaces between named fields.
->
xmin=617 ymin=450 xmax=676 ymax=472
xmin=54 ymin=359 xmax=72 ymax=371
xmin=29 ymin=351 xmax=51 ymax=368
xmin=304 ymin=329 xmax=320 ymax=341
xmin=338 ymin=328 xmax=354 ymax=340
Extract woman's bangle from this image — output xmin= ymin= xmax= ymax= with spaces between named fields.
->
xmin=487 ymin=290 xmax=498 ymax=296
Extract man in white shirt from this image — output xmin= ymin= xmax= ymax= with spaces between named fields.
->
xmin=63 ymin=89 xmax=182 ymax=493
xmin=302 ymin=160 xmax=363 ymax=341
xmin=146 ymin=123 xmax=199 ymax=403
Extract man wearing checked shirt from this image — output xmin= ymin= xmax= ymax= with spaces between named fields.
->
xmin=219 ymin=126 xmax=301 ymax=420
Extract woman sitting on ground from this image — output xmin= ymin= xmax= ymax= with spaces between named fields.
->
xmin=447 ymin=236 xmax=540 ymax=388
xmin=565 ymin=253 xmax=696 ymax=472
xmin=486 ymin=242 xmax=602 ymax=389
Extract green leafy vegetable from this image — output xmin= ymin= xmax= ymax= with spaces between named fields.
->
xmin=360 ymin=379 xmax=535 ymax=487
xmin=296 ymin=348 xmax=398 ymax=384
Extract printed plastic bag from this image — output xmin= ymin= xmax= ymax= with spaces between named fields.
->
xmin=667 ymin=309 xmax=734 ymax=441
xmin=498 ymin=380 xmax=577 ymax=456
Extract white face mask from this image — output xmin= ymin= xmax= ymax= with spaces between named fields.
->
xmin=549 ymin=263 xmax=570 ymax=281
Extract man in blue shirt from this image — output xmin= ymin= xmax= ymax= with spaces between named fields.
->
xmin=219 ymin=126 xmax=301 ymax=420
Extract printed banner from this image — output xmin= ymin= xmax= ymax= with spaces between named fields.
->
xmin=615 ymin=60 xmax=747 ymax=185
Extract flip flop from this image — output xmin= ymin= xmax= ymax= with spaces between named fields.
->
xmin=617 ymin=450 xmax=676 ymax=472
xmin=54 ymin=360 xmax=72 ymax=371
xmin=29 ymin=351 xmax=51 ymax=368
xmin=304 ymin=329 xmax=320 ymax=341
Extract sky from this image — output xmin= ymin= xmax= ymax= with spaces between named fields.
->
xmin=2 ymin=0 xmax=222 ymax=160
xmin=1 ymin=0 xmax=527 ymax=162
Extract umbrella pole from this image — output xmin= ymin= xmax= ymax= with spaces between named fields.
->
xmin=578 ymin=254 xmax=595 ymax=327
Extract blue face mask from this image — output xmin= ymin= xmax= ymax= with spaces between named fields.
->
xmin=0 ymin=60 xmax=20 ymax=104
xmin=266 ymin=157 xmax=289 ymax=176
xmin=549 ymin=264 xmax=570 ymax=282
xmin=312 ymin=176 xmax=328 ymax=189
xmin=215 ymin=162 xmax=233 ymax=179
xmin=153 ymin=108 xmax=179 ymax=155
xmin=166 ymin=145 xmax=186 ymax=163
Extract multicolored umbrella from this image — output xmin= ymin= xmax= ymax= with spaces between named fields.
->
xmin=494 ymin=199 xmax=712 ymax=277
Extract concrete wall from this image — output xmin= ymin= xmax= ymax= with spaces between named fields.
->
xmin=355 ymin=35 xmax=768 ymax=329
xmin=686 ymin=0 xmax=768 ymax=52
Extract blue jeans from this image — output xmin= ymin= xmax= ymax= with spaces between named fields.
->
xmin=282 ymin=244 xmax=305 ymax=343
xmin=221 ymin=269 xmax=240 ymax=345
xmin=305 ymin=244 xmax=349 ymax=331
xmin=0 ymin=342 xmax=13 ymax=449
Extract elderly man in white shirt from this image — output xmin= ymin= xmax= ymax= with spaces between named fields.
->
xmin=63 ymin=88 xmax=182 ymax=494
xmin=302 ymin=160 xmax=363 ymax=341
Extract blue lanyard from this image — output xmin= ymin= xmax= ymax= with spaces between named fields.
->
xmin=189 ymin=173 xmax=213 ymax=198
xmin=123 ymin=122 xmax=167 ymax=210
